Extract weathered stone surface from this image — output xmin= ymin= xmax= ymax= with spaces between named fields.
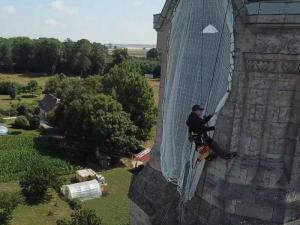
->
xmin=129 ymin=166 xmax=180 ymax=225
xmin=129 ymin=1 xmax=300 ymax=225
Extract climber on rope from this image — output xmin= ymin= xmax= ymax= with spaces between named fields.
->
xmin=186 ymin=105 xmax=237 ymax=161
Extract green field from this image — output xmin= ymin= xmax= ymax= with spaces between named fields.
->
xmin=108 ymin=48 xmax=148 ymax=58
xmin=0 ymin=73 xmax=51 ymax=111
xmin=127 ymin=48 xmax=148 ymax=58
xmin=0 ymin=134 xmax=75 ymax=182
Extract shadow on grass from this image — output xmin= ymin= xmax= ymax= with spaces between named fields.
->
xmin=19 ymin=73 xmax=49 ymax=78
xmin=21 ymin=94 xmax=38 ymax=98
xmin=8 ymin=131 xmax=22 ymax=135
xmin=23 ymin=190 xmax=53 ymax=206
xmin=33 ymin=136 xmax=86 ymax=168
xmin=1 ymin=98 xmax=13 ymax=101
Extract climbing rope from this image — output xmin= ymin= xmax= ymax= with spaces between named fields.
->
xmin=205 ymin=0 xmax=231 ymax=111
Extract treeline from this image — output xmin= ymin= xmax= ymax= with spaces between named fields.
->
xmin=0 ymin=37 xmax=107 ymax=76
xmin=0 ymin=37 xmax=160 ymax=77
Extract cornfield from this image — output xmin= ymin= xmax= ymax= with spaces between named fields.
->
xmin=0 ymin=134 xmax=75 ymax=182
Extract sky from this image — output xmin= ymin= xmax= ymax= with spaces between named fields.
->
xmin=0 ymin=0 xmax=165 ymax=44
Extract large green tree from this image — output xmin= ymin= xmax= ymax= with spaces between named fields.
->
xmin=34 ymin=38 xmax=63 ymax=74
xmin=54 ymin=93 xmax=139 ymax=155
xmin=20 ymin=160 xmax=61 ymax=204
xmin=90 ymin=43 xmax=107 ymax=75
xmin=11 ymin=37 xmax=35 ymax=72
xmin=0 ymin=39 xmax=13 ymax=71
xmin=103 ymin=62 xmax=157 ymax=140
xmin=112 ymin=48 xmax=129 ymax=65
xmin=72 ymin=39 xmax=92 ymax=76
xmin=44 ymin=74 xmax=82 ymax=99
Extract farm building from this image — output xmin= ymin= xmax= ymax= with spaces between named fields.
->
xmin=132 ymin=148 xmax=151 ymax=168
xmin=39 ymin=94 xmax=60 ymax=119
xmin=61 ymin=179 xmax=102 ymax=201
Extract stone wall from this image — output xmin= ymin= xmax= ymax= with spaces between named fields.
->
xmin=129 ymin=2 xmax=300 ymax=225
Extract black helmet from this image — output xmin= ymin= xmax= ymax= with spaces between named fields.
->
xmin=192 ymin=105 xmax=204 ymax=112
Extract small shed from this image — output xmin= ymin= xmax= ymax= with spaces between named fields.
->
xmin=132 ymin=148 xmax=151 ymax=168
xmin=0 ymin=126 xmax=8 ymax=135
xmin=76 ymin=169 xmax=97 ymax=182
xmin=61 ymin=179 xmax=102 ymax=201
xmin=76 ymin=169 xmax=107 ymax=185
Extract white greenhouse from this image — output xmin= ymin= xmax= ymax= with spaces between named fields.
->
xmin=61 ymin=179 xmax=102 ymax=201
xmin=0 ymin=126 xmax=8 ymax=135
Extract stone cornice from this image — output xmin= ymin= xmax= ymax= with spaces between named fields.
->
xmin=245 ymin=53 xmax=300 ymax=74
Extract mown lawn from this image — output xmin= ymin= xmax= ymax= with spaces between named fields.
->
xmin=83 ymin=168 xmax=132 ymax=225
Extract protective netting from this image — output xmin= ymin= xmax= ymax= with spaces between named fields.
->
xmin=160 ymin=0 xmax=234 ymax=202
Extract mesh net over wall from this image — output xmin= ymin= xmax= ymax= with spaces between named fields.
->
xmin=160 ymin=0 xmax=234 ymax=202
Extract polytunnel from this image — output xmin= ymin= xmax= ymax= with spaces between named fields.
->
xmin=61 ymin=179 xmax=102 ymax=201
xmin=0 ymin=126 xmax=8 ymax=135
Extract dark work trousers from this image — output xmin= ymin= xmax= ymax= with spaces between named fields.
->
xmin=194 ymin=134 xmax=228 ymax=158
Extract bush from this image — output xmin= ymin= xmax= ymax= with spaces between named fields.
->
xmin=14 ymin=116 xmax=29 ymax=129
xmin=103 ymin=62 xmax=157 ymax=140
xmin=57 ymin=209 xmax=102 ymax=225
xmin=29 ymin=116 xmax=40 ymax=130
xmin=8 ymin=86 xmax=18 ymax=99
xmin=54 ymin=93 xmax=139 ymax=157
xmin=0 ymin=82 xmax=22 ymax=95
xmin=19 ymin=160 xmax=62 ymax=204
xmin=0 ymin=192 xmax=22 ymax=225
xmin=26 ymin=80 xmax=38 ymax=95
xmin=146 ymin=48 xmax=158 ymax=60
xmin=112 ymin=48 xmax=129 ymax=65
xmin=68 ymin=199 xmax=82 ymax=211
xmin=16 ymin=104 xmax=28 ymax=116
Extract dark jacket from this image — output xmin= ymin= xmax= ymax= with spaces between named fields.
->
xmin=186 ymin=112 xmax=215 ymax=135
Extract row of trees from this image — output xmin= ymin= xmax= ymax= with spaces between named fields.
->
xmin=0 ymin=80 xmax=39 ymax=99
xmin=0 ymin=37 xmax=108 ymax=76
xmin=45 ymin=62 xmax=157 ymax=159
xmin=0 ymin=37 xmax=160 ymax=77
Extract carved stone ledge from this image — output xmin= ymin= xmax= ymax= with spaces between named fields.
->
xmin=244 ymin=53 xmax=300 ymax=74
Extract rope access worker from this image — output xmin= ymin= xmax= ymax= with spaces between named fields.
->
xmin=186 ymin=105 xmax=237 ymax=160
